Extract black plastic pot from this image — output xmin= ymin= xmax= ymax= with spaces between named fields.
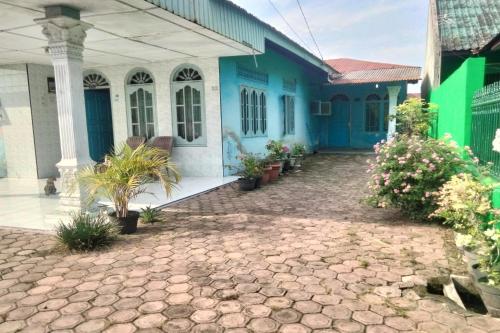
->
xmin=283 ymin=159 xmax=292 ymax=172
xmin=238 ymin=178 xmax=256 ymax=191
xmin=255 ymin=177 xmax=262 ymax=188
xmin=109 ymin=211 xmax=139 ymax=234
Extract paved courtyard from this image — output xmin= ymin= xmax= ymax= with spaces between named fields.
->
xmin=1 ymin=154 xmax=499 ymax=333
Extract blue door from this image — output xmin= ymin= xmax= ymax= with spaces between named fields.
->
xmin=84 ymin=89 xmax=114 ymax=162
xmin=329 ymin=95 xmax=350 ymax=147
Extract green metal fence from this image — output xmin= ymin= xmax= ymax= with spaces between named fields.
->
xmin=471 ymin=81 xmax=500 ymax=176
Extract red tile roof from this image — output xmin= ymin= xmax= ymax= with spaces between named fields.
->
xmin=326 ymin=58 xmax=421 ymax=85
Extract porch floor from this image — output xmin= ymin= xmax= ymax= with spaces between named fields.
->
xmin=0 ymin=176 xmax=237 ymax=231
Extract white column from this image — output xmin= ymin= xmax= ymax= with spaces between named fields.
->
xmin=36 ymin=16 xmax=94 ymax=210
xmin=387 ymin=85 xmax=401 ymax=140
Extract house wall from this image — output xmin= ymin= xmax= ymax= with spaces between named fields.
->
xmin=430 ymin=57 xmax=485 ymax=147
xmin=319 ymin=82 xmax=407 ymax=149
xmin=27 ymin=64 xmax=60 ymax=178
xmin=0 ymin=65 xmax=38 ymax=178
xmin=219 ymin=48 xmax=322 ymax=175
xmin=93 ymin=57 xmax=223 ymax=177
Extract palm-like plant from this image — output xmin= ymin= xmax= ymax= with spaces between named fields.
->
xmin=78 ymin=143 xmax=181 ymax=218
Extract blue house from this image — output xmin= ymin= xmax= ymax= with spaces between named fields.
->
xmin=220 ymin=52 xmax=421 ymax=174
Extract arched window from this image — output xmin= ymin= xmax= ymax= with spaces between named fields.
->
xmin=365 ymin=94 xmax=381 ymax=132
xmin=172 ymin=66 xmax=205 ymax=145
xmin=83 ymin=72 xmax=109 ymax=89
xmin=126 ymin=70 xmax=156 ymax=139
xmin=332 ymin=94 xmax=349 ymax=102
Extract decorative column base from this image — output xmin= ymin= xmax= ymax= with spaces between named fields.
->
xmin=57 ymin=163 xmax=93 ymax=211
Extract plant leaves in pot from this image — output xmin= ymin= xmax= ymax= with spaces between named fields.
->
xmin=237 ymin=153 xmax=263 ymax=191
xmin=78 ymin=143 xmax=181 ymax=234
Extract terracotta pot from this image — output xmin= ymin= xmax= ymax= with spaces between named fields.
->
xmin=261 ymin=167 xmax=272 ymax=185
xmin=109 ymin=211 xmax=139 ymax=234
xmin=270 ymin=163 xmax=280 ymax=180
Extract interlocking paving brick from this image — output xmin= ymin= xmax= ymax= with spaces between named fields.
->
xmin=0 ymin=155 xmax=498 ymax=332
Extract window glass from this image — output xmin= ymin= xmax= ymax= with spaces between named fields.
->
xmin=241 ymin=86 xmax=267 ymax=136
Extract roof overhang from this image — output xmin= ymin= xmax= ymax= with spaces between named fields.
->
xmin=0 ymin=0 xmax=255 ymax=68
xmin=328 ymin=67 xmax=421 ymax=86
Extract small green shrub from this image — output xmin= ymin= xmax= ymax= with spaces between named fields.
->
xmin=140 ymin=206 xmax=161 ymax=224
xmin=477 ymin=221 xmax=500 ymax=286
xmin=432 ymin=173 xmax=492 ymax=234
xmin=367 ymin=135 xmax=465 ymax=220
xmin=291 ymin=143 xmax=306 ymax=156
xmin=56 ymin=212 xmax=119 ymax=251
xmin=238 ymin=154 xmax=264 ymax=179
xmin=393 ymin=98 xmax=437 ymax=137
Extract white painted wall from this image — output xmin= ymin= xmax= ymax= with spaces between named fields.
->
xmin=93 ymin=57 xmax=223 ymax=177
xmin=28 ymin=64 xmax=61 ymax=178
xmin=0 ymin=65 xmax=38 ymax=178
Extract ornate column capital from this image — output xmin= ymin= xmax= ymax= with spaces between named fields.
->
xmin=35 ymin=16 xmax=93 ymax=60
xmin=387 ymin=85 xmax=401 ymax=98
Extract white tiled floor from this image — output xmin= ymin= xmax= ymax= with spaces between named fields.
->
xmin=0 ymin=176 xmax=237 ymax=231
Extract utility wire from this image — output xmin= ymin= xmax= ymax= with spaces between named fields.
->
xmin=296 ymin=0 xmax=324 ymax=61
xmin=267 ymin=0 xmax=316 ymax=56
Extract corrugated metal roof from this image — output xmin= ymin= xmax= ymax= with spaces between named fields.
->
xmin=145 ymin=0 xmax=332 ymax=73
xmin=436 ymin=0 xmax=500 ymax=52
xmin=327 ymin=58 xmax=421 ymax=85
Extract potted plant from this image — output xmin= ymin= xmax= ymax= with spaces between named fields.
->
xmin=260 ymin=158 xmax=273 ymax=186
xmin=475 ymin=224 xmax=500 ymax=316
xmin=78 ymin=144 xmax=180 ymax=234
xmin=291 ymin=143 xmax=306 ymax=168
xmin=266 ymin=140 xmax=287 ymax=174
xmin=237 ymin=154 xmax=262 ymax=191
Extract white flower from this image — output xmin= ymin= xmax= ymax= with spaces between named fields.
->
xmin=492 ymin=129 xmax=500 ymax=153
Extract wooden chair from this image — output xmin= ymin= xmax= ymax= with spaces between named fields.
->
xmin=126 ymin=136 xmax=146 ymax=150
xmin=149 ymin=136 xmax=173 ymax=156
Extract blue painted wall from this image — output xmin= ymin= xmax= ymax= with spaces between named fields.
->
xmin=317 ymin=82 xmax=408 ymax=149
xmin=220 ymin=43 xmax=325 ymax=175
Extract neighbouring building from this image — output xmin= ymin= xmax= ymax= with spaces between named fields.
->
xmin=318 ymin=58 xmax=420 ymax=149
xmin=422 ymin=0 xmax=500 ymax=146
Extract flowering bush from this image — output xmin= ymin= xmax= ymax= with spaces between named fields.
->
xmin=432 ymin=173 xmax=492 ymax=234
xmin=266 ymin=140 xmax=289 ymax=161
xmin=367 ymin=135 xmax=465 ymax=220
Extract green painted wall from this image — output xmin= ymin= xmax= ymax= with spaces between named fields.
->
xmin=430 ymin=57 xmax=486 ymax=147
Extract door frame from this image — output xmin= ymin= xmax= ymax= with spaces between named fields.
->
xmin=330 ymin=94 xmax=352 ymax=148
xmin=83 ymin=71 xmax=115 ymax=161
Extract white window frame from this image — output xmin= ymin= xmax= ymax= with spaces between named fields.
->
xmin=125 ymin=69 xmax=158 ymax=139
xmin=240 ymin=85 xmax=267 ymax=137
xmin=171 ymin=66 xmax=207 ymax=147
xmin=284 ymin=95 xmax=295 ymax=135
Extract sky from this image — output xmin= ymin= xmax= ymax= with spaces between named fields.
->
xmin=230 ymin=0 xmax=429 ymax=93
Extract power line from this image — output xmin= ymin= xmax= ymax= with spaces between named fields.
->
xmin=267 ymin=0 xmax=316 ymax=56
xmin=296 ymin=0 xmax=324 ymax=61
